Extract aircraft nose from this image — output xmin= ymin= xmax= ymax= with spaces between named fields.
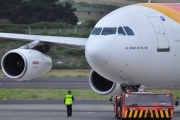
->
xmin=85 ymin=39 xmax=112 ymax=68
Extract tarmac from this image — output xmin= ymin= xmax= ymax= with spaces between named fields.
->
xmin=0 ymin=101 xmax=180 ymax=120
xmin=0 ymin=103 xmax=180 ymax=112
xmin=0 ymin=104 xmax=112 ymax=111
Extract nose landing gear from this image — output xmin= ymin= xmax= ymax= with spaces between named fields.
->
xmin=121 ymin=84 xmax=145 ymax=93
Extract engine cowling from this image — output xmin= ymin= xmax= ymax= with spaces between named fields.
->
xmin=1 ymin=49 xmax=52 ymax=81
xmin=89 ymin=70 xmax=122 ymax=96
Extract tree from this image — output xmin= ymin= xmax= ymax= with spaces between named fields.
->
xmin=0 ymin=0 xmax=23 ymax=21
xmin=0 ymin=0 xmax=78 ymax=25
xmin=30 ymin=0 xmax=58 ymax=3
xmin=63 ymin=3 xmax=78 ymax=25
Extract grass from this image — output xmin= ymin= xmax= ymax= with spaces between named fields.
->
xmin=0 ymin=89 xmax=180 ymax=100
xmin=0 ymin=89 xmax=108 ymax=100
xmin=40 ymin=70 xmax=90 ymax=78
xmin=0 ymin=70 xmax=91 ymax=78
xmin=0 ymin=70 xmax=6 ymax=78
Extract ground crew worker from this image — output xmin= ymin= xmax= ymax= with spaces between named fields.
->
xmin=109 ymin=96 xmax=113 ymax=104
xmin=64 ymin=90 xmax=74 ymax=117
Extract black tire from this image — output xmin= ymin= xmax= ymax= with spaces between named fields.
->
xmin=119 ymin=102 xmax=122 ymax=120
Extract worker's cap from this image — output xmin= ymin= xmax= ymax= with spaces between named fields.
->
xmin=68 ymin=91 xmax=71 ymax=94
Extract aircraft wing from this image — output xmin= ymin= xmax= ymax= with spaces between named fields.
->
xmin=0 ymin=32 xmax=87 ymax=49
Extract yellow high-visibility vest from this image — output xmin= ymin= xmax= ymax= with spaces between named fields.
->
xmin=65 ymin=94 xmax=73 ymax=105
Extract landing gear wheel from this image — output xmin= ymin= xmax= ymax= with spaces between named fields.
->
xmin=121 ymin=84 xmax=144 ymax=93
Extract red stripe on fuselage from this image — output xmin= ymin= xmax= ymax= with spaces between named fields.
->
xmin=162 ymin=3 xmax=180 ymax=12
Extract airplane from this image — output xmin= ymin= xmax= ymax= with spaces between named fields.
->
xmin=0 ymin=3 xmax=180 ymax=96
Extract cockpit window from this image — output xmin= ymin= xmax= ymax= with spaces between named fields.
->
xmin=118 ymin=27 xmax=126 ymax=36
xmin=101 ymin=27 xmax=117 ymax=35
xmin=123 ymin=26 xmax=135 ymax=35
xmin=91 ymin=28 xmax=102 ymax=35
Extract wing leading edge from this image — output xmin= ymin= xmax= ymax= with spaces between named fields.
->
xmin=0 ymin=32 xmax=87 ymax=49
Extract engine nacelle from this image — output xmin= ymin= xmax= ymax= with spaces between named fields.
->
xmin=1 ymin=49 xmax=52 ymax=81
xmin=89 ymin=70 xmax=122 ymax=96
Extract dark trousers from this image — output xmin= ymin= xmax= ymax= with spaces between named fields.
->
xmin=66 ymin=105 xmax=72 ymax=116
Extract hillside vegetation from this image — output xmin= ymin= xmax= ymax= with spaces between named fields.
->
xmin=0 ymin=0 xmax=78 ymax=25
xmin=60 ymin=0 xmax=180 ymax=7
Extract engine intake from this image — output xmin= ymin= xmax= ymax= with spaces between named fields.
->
xmin=1 ymin=49 xmax=52 ymax=81
xmin=3 ymin=52 xmax=26 ymax=76
xmin=89 ymin=70 xmax=121 ymax=96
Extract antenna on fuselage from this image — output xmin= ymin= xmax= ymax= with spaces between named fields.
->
xmin=148 ymin=0 xmax=151 ymax=3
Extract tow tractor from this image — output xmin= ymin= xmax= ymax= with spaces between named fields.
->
xmin=113 ymin=86 xmax=178 ymax=119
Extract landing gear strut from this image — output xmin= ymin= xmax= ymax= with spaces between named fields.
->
xmin=121 ymin=84 xmax=145 ymax=93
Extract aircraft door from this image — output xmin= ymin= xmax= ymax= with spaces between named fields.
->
xmin=148 ymin=16 xmax=170 ymax=52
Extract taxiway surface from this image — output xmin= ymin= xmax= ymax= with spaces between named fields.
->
xmin=0 ymin=78 xmax=89 ymax=89
xmin=0 ymin=100 xmax=180 ymax=120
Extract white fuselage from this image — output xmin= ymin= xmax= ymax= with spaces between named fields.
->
xmin=85 ymin=5 xmax=180 ymax=88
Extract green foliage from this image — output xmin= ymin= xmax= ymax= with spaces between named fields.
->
xmin=55 ymin=52 xmax=90 ymax=69
xmin=0 ymin=22 xmax=72 ymax=30
xmin=0 ymin=89 xmax=108 ymax=100
xmin=0 ymin=19 xmax=11 ymax=24
xmin=176 ymin=93 xmax=180 ymax=99
xmin=52 ymin=55 xmax=90 ymax=69
xmin=30 ymin=22 xmax=70 ymax=29
xmin=0 ymin=0 xmax=78 ymax=25
xmin=60 ymin=33 xmax=89 ymax=38
xmin=30 ymin=0 xmax=59 ymax=3
xmin=2 ymin=28 xmax=25 ymax=33
xmin=73 ymin=2 xmax=119 ymax=12
xmin=83 ymin=19 xmax=98 ymax=28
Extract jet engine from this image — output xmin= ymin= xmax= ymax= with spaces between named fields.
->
xmin=89 ymin=70 xmax=122 ymax=96
xmin=1 ymin=49 xmax=52 ymax=81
